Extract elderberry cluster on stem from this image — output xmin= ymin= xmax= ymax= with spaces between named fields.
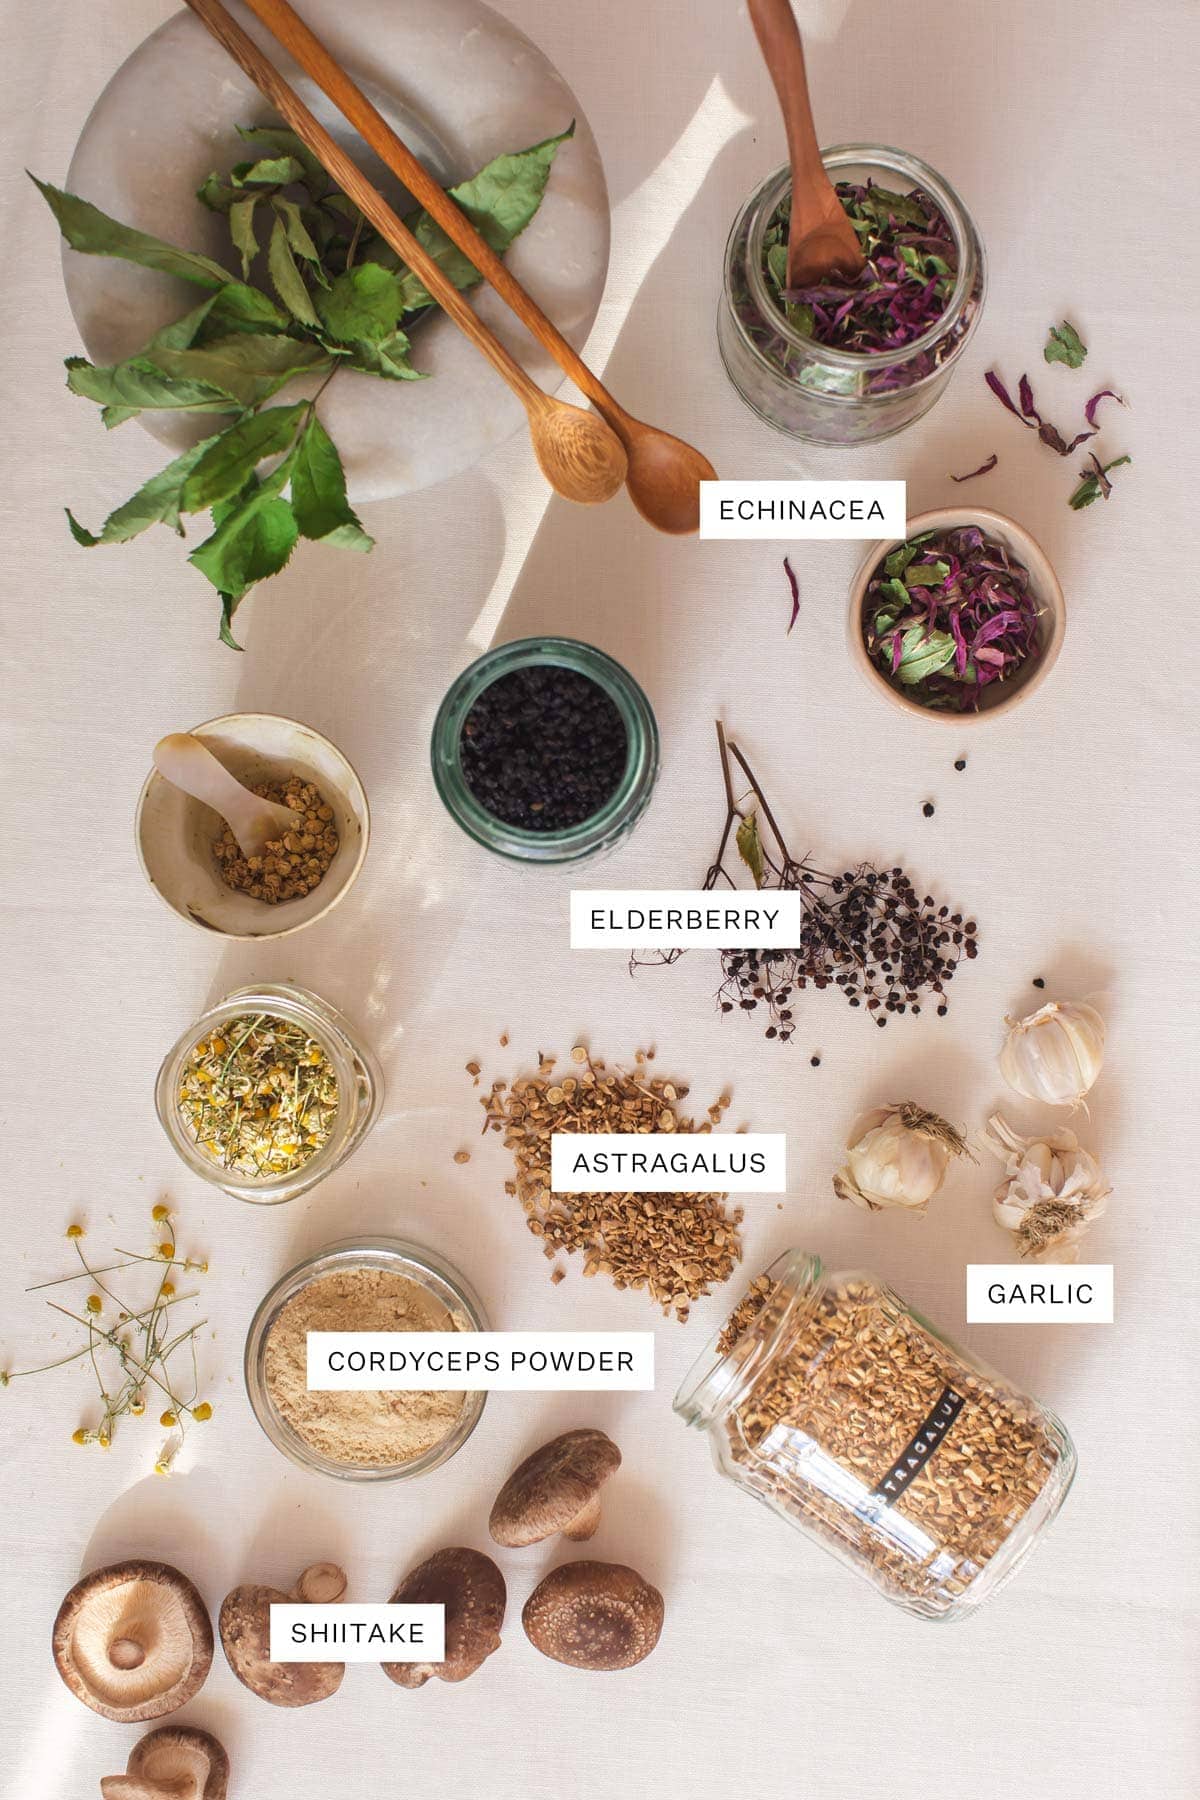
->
xmin=718 ymin=864 xmax=977 ymax=1041
xmin=635 ymin=726 xmax=979 ymax=1044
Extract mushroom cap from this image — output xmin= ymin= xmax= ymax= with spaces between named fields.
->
xmin=522 ymin=1561 xmax=664 ymax=1671
xmin=219 ymin=1570 xmax=344 ymax=1708
xmin=100 ymin=1726 xmax=229 ymax=1800
xmin=383 ymin=1547 xmax=506 ymax=1689
xmin=52 ymin=1560 xmax=213 ymax=1723
xmin=489 ymin=1428 xmax=621 ymax=1547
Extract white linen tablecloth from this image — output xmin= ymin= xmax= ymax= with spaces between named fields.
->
xmin=1 ymin=3 xmax=1196 ymax=1797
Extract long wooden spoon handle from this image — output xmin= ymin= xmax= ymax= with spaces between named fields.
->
xmin=238 ymin=0 xmax=622 ymax=425
xmin=182 ymin=0 xmax=544 ymax=409
xmin=746 ymin=0 xmax=825 ymax=195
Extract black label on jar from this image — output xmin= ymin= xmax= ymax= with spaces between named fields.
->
xmin=871 ymin=1386 xmax=965 ymax=1503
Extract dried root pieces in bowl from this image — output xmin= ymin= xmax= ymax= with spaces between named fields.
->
xmin=477 ymin=1047 xmax=743 ymax=1320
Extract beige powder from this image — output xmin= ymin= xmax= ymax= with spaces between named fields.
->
xmin=264 ymin=1268 xmax=466 ymax=1467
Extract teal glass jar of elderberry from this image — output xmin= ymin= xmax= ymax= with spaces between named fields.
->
xmin=431 ymin=637 xmax=660 ymax=864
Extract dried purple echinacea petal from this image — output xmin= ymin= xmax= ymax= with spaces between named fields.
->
xmin=1084 ymin=388 xmax=1124 ymax=428
xmin=986 ymin=369 xmax=1125 ymax=461
xmin=783 ymin=557 xmax=800 ymax=634
xmin=950 ymin=453 xmax=998 ymax=482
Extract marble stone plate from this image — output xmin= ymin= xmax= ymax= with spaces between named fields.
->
xmin=62 ymin=0 xmax=610 ymax=502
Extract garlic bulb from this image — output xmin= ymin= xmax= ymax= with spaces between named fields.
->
xmin=981 ymin=1113 xmax=1110 ymax=1262
xmin=999 ymin=1000 xmax=1105 ymax=1108
xmin=833 ymin=1102 xmax=970 ymax=1214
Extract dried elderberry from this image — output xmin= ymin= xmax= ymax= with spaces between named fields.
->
xmin=635 ymin=725 xmax=979 ymax=1043
xmin=459 ymin=665 xmax=628 ymax=832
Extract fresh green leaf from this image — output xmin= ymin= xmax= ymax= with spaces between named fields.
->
xmin=1044 ymin=320 xmax=1087 ymax=369
xmin=218 ymin=591 xmax=244 ymax=650
xmin=290 ymin=414 xmax=374 ymax=550
xmin=316 ymin=262 xmax=401 ymax=343
xmin=446 ymin=124 xmax=574 ymax=250
xmin=234 ymin=155 xmax=306 ymax=188
xmin=341 ymin=329 xmax=423 ymax=381
xmin=881 ymin=576 xmax=911 ymax=611
xmin=229 ymin=198 xmax=260 ymax=279
xmin=64 ymin=434 xmax=225 ymax=547
xmin=180 ymin=403 xmax=307 ymax=513
xmin=196 ymin=173 xmax=238 ymax=213
xmin=736 ymin=812 xmax=766 ymax=889
xmin=394 ymin=125 xmax=574 ymax=312
xmin=766 ymin=241 xmax=787 ymax=292
xmin=273 ymin=198 xmax=326 ymax=279
xmin=235 ymin=124 xmax=326 ymax=187
xmin=146 ymin=296 xmax=223 ymax=351
xmin=904 ymin=560 xmax=950 ymax=588
xmin=65 ymin=354 xmax=242 ymax=418
xmin=32 ymin=174 xmax=236 ymax=289
xmin=895 ymin=626 xmax=957 ymax=684
xmin=33 ymin=172 xmax=287 ymax=333
xmin=189 ymin=458 xmax=300 ymax=617
xmin=146 ymin=333 xmax=331 ymax=407
xmin=207 ymin=282 xmax=291 ymax=333
xmin=100 ymin=406 xmax=140 ymax=430
xmin=267 ymin=218 xmax=321 ymax=326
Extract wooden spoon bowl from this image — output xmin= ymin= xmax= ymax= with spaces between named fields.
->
xmin=529 ymin=399 xmax=628 ymax=506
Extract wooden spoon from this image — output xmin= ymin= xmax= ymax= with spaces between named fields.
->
xmin=153 ymin=734 xmax=297 ymax=858
xmin=236 ymin=0 xmax=715 ymax=534
xmin=747 ymin=0 xmax=864 ymax=289
xmin=182 ymin=0 xmax=626 ymax=507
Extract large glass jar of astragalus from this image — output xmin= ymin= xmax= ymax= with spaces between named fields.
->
xmin=155 ymin=983 xmax=382 ymax=1203
xmin=718 ymin=146 xmax=985 ymax=445
xmin=675 ymin=1252 xmax=1075 ymax=1620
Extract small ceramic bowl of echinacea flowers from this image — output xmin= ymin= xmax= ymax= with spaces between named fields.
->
xmin=846 ymin=507 xmax=1065 ymax=724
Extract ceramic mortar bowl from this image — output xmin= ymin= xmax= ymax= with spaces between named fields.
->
xmin=135 ymin=714 xmax=369 ymax=938
xmin=847 ymin=506 xmax=1066 ymax=724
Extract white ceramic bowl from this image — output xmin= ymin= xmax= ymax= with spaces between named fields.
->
xmin=847 ymin=507 xmax=1065 ymax=725
xmin=61 ymin=0 xmax=610 ymax=504
xmin=136 ymin=713 xmax=368 ymax=939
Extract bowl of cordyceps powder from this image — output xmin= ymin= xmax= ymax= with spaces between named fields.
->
xmin=244 ymin=1238 xmax=488 ymax=1481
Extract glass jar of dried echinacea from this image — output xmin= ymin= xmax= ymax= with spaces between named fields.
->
xmin=719 ymin=146 xmax=985 ymax=445
xmin=675 ymin=1252 xmax=1075 ymax=1620
xmin=155 ymin=984 xmax=382 ymax=1203
xmin=430 ymin=637 xmax=660 ymax=864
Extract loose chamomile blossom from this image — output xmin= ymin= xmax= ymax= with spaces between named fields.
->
xmin=5 ymin=1201 xmax=210 ymax=1465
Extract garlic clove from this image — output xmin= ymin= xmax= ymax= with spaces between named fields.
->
xmin=999 ymin=1000 xmax=1105 ymax=1108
